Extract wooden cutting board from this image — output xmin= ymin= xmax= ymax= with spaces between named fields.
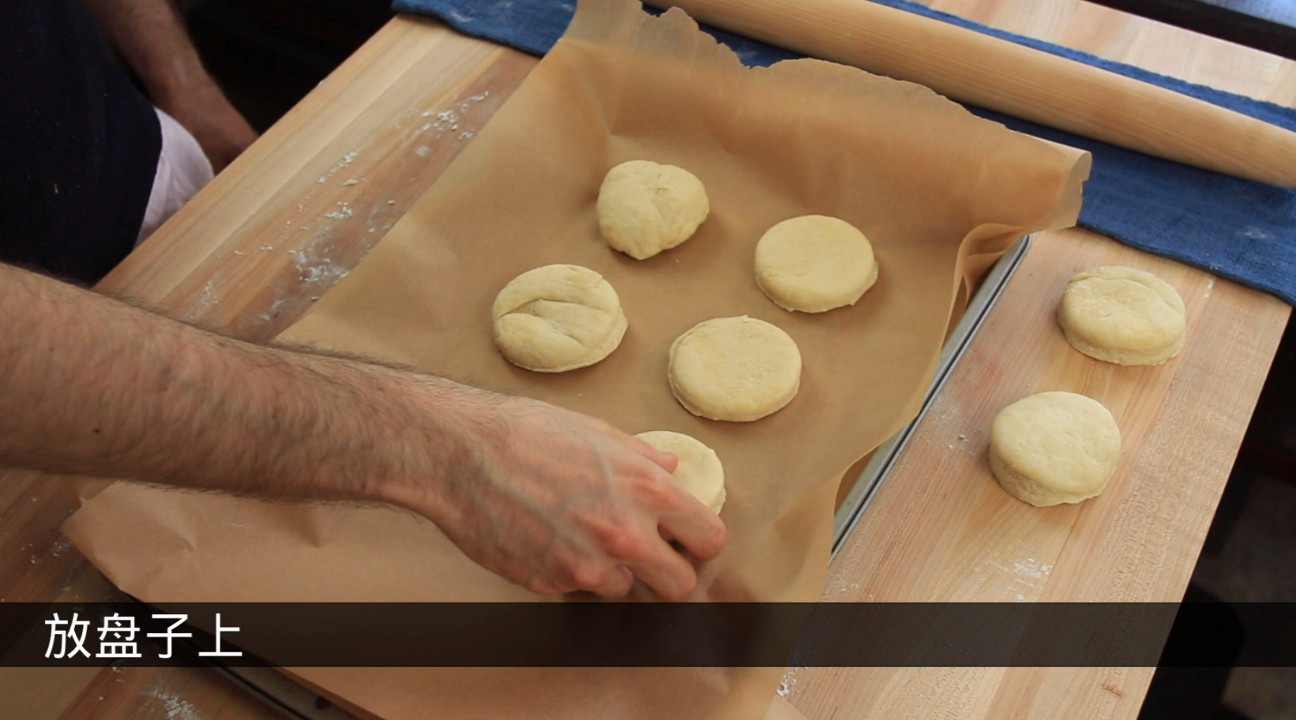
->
xmin=788 ymin=226 xmax=1283 ymax=718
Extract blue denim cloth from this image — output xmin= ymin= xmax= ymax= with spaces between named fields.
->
xmin=393 ymin=0 xmax=1296 ymax=305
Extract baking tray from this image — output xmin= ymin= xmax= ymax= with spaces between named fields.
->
xmin=831 ymin=234 xmax=1031 ymax=558
xmin=211 ymin=235 xmax=1032 ymax=719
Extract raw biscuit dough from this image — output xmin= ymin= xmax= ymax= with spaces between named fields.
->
xmin=988 ymin=391 xmax=1121 ymax=507
xmin=668 ymin=316 xmax=801 ymax=422
xmin=597 ymin=160 xmax=710 ymax=260
xmin=1058 ymin=266 xmax=1186 ymax=366
xmin=636 ymin=430 xmax=726 ymax=514
xmin=492 ymin=264 xmax=627 ymax=372
xmin=755 ymin=214 xmax=879 ymax=313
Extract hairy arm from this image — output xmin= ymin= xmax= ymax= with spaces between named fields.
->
xmin=0 ymin=264 xmax=724 ymax=598
xmin=77 ymin=0 xmax=257 ymax=170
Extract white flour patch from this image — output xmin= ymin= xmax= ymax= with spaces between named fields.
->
xmin=290 ymin=249 xmax=350 ymax=286
xmin=289 ymin=234 xmax=351 ymax=288
xmin=257 ymin=297 xmax=291 ymax=324
xmin=1012 ymin=557 xmax=1052 ymax=580
xmin=316 ymin=150 xmax=361 ymax=184
xmin=420 ymin=108 xmax=460 ymax=132
xmin=411 ymin=91 xmax=493 ymax=145
xmin=145 ymin=688 xmax=207 ymax=720
xmin=50 ymin=537 xmax=72 ymax=557
xmin=196 ymin=281 xmax=217 ymax=310
xmin=777 ymin=667 xmax=802 ymax=698
xmin=985 ymin=552 xmax=1054 ymax=601
xmin=323 ymin=201 xmax=353 ymax=220
xmin=1239 ymin=225 xmax=1274 ymax=241
xmin=182 ymin=280 xmax=220 ymax=321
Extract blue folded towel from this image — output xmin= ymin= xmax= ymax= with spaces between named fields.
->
xmin=393 ymin=0 xmax=1296 ymax=305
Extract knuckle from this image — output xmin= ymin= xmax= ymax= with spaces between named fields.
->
xmin=635 ymin=472 xmax=678 ymax=507
xmin=520 ymin=569 xmax=565 ymax=596
xmin=565 ymin=560 xmax=609 ymax=591
xmin=595 ymin=523 xmax=648 ymax=560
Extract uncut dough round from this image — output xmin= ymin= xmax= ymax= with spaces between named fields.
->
xmin=491 ymin=264 xmax=627 ymax=372
xmin=668 ymin=316 xmax=801 ymax=422
xmin=597 ymin=160 xmax=710 ymax=260
xmin=636 ymin=430 xmax=726 ymax=514
xmin=755 ymin=214 xmax=879 ymax=313
xmin=1058 ymin=266 xmax=1186 ymax=366
xmin=988 ymin=391 xmax=1121 ymax=507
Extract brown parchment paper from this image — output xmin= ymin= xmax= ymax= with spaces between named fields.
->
xmin=62 ymin=0 xmax=1088 ymax=718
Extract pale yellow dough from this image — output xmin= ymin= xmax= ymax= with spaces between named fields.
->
xmin=1058 ymin=266 xmax=1186 ymax=366
xmin=597 ymin=160 xmax=710 ymax=260
xmin=754 ymin=214 xmax=879 ymax=313
xmin=491 ymin=264 xmax=627 ymax=372
xmin=635 ymin=430 xmax=726 ymax=514
xmin=668 ymin=316 xmax=801 ymax=422
xmin=988 ymin=391 xmax=1121 ymax=507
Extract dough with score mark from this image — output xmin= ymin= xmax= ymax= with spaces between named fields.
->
xmin=492 ymin=264 xmax=627 ymax=372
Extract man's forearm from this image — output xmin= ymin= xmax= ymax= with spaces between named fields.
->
xmin=0 ymin=263 xmax=456 ymax=507
xmin=1 ymin=263 xmax=725 ymax=598
xmin=76 ymin=0 xmax=257 ymax=170
xmin=77 ymin=0 xmax=201 ymax=107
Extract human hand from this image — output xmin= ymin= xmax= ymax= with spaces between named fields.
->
xmin=76 ymin=0 xmax=259 ymax=173
xmin=383 ymin=384 xmax=727 ymax=600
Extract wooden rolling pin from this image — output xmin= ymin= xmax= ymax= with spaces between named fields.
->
xmin=646 ymin=0 xmax=1296 ymax=188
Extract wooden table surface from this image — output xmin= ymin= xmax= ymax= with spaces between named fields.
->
xmin=1 ymin=1 xmax=1292 ymax=718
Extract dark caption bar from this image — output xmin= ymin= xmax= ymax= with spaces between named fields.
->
xmin=0 ymin=602 xmax=1290 ymax=667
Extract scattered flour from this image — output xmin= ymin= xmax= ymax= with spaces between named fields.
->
xmin=777 ymin=667 xmax=802 ymax=698
xmin=145 ymin=688 xmax=206 ymax=720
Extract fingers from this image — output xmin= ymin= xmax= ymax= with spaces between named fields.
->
xmin=584 ymin=565 xmax=637 ymax=599
xmin=622 ymin=541 xmax=701 ymax=600
xmin=659 ymin=497 xmax=726 ymax=562
xmin=547 ymin=505 xmax=708 ymax=600
xmin=615 ymin=453 xmax=726 ymax=595
xmin=623 ymin=433 xmax=680 ymax=475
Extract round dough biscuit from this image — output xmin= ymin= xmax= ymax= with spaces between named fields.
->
xmin=988 ymin=391 xmax=1121 ymax=507
xmin=1058 ymin=266 xmax=1186 ymax=366
xmin=492 ymin=264 xmax=627 ymax=372
xmin=755 ymin=215 xmax=879 ymax=313
xmin=597 ymin=160 xmax=710 ymax=260
xmin=636 ymin=430 xmax=726 ymax=514
xmin=668 ymin=316 xmax=801 ymax=422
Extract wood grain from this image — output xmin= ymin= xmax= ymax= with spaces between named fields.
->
xmin=99 ymin=16 xmax=536 ymax=341
xmin=789 ymin=230 xmax=1286 ymax=719
xmin=782 ymin=4 xmax=1294 ymax=718
xmin=0 ymin=16 xmax=540 ymax=720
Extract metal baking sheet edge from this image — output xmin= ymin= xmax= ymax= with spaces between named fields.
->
xmin=830 ymin=234 xmax=1031 ymax=558
xmin=209 ymin=236 xmax=1032 ymax=719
